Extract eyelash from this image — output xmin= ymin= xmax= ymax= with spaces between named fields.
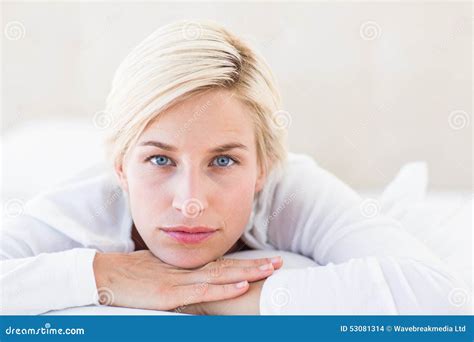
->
xmin=144 ymin=154 xmax=240 ymax=168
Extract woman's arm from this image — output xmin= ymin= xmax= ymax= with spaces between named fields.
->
xmin=251 ymin=153 xmax=470 ymax=314
xmin=0 ymin=212 xmax=281 ymax=315
xmin=178 ymin=280 xmax=265 ymax=315
xmin=1 ymin=248 xmax=99 ymax=315
xmin=0 ymin=213 xmax=101 ymax=314
xmin=108 ymin=154 xmax=469 ymax=316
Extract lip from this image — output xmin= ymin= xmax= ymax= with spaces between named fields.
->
xmin=160 ymin=226 xmax=218 ymax=244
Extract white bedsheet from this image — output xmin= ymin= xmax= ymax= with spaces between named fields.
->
xmin=45 ymin=305 xmax=185 ymax=316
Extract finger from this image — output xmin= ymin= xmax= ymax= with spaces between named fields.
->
xmin=208 ymin=256 xmax=283 ymax=270
xmin=225 ymin=256 xmax=283 ymax=270
xmin=172 ymin=281 xmax=249 ymax=306
xmin=182 ymin=262 xmax=275 ymax=285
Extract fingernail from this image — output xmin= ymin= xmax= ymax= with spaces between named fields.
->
xmin=271 ymin=257 xmax=281 ymax=264
xmin=259 ymin=263 xmax=273 ymax=271
xmin=235 ymin=280 xmax=248 ymax=288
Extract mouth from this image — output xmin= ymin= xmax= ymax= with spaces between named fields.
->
xmin=160 ymin=226 xmax=218 ymax=244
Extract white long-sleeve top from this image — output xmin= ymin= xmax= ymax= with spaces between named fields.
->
xmin=0 ymin=153 xmax=469 ymax=315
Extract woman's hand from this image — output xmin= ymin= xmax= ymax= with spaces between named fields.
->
xmin=93 ymin=250 xmax=282 ymax=311
xmin=177 ymin=279 xmax=267 ymax=315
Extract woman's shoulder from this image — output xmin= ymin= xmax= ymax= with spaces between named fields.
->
xmin=22 ymin=163 xmax=132 ymax=249
xmin=267 ymin=152 xmax=320 ymax=190
xmin=241 ymin=152 xmax=321 ymax=249
xmin=27 ymin=163 xmax=122 ymax=208
xmin=285 ymin=152 xmax=320 ymax=174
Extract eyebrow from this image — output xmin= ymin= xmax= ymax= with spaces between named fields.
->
xmin=138 ymin=140 xmax=249 ymax=153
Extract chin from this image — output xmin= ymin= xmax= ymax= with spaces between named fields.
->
xmin=149 ymin=245 xmax=217 ymax=269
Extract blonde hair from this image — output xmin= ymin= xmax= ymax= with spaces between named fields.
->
xmin=105 ymin=20 xmax=288 ymax=175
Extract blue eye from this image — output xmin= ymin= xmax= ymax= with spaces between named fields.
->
xmin=147 ymin=155 xmax=236 ymax=168
xmin=149 ymin=155 xmax=172 ymax=166
xmin=212 ymin=155 xmax=235 ymax=167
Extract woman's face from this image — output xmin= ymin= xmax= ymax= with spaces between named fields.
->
xmin=115 ymin=89 xmax=266 ymax=269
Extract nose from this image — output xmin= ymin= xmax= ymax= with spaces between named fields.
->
xmin=172 ymin=167 xmax=209 ymax=218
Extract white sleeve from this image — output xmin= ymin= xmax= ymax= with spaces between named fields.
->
xmin=1 ymin=248 xmax=98 ymax=315
xmin=0 ymin=167 xmax=131 ymax=315
xmin=1 ymin=213 xmax=99 ymax=315
xmin=258 ymin=154 xmax=470 ymax=315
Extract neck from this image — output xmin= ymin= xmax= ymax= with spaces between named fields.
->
xmin=225 ymin=238 xmax=250 ymax=255
xmin=131 ymin=223 xmax=148 ymax=251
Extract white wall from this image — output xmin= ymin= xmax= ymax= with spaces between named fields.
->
xmin=1 ymin=1 xmax=472 ymax=190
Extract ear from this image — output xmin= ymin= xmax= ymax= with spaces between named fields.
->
xmin=254 ymin=163 xmax=267 ymax=193
xmin=114 ymin=158 xmax=129 ymax=193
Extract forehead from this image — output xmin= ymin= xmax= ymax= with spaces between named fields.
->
xmin=139 ymin=89 xmax=256 ymax=147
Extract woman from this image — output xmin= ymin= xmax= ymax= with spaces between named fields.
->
xmin=0 ymin=20 xmax=467 ymax=315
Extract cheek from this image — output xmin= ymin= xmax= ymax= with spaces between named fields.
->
xmin=213 ymin=175 xmax=256 ymax=234
xmin=125 ymin=167 xmax=170 ymax=229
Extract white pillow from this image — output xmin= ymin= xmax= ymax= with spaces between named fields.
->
xmin=377 ymin=161 xmax=428 ymax=221
xmin=2 ymin=120 xmax=106 ymax=202
xmin=364 ymin=162 xmax=471 ymax=287
xmin=225 ymin=249 xmax=318 ymax=270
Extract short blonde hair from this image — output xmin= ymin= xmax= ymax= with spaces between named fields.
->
xmin=105 ymin=20 xmax=288 ymax=174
